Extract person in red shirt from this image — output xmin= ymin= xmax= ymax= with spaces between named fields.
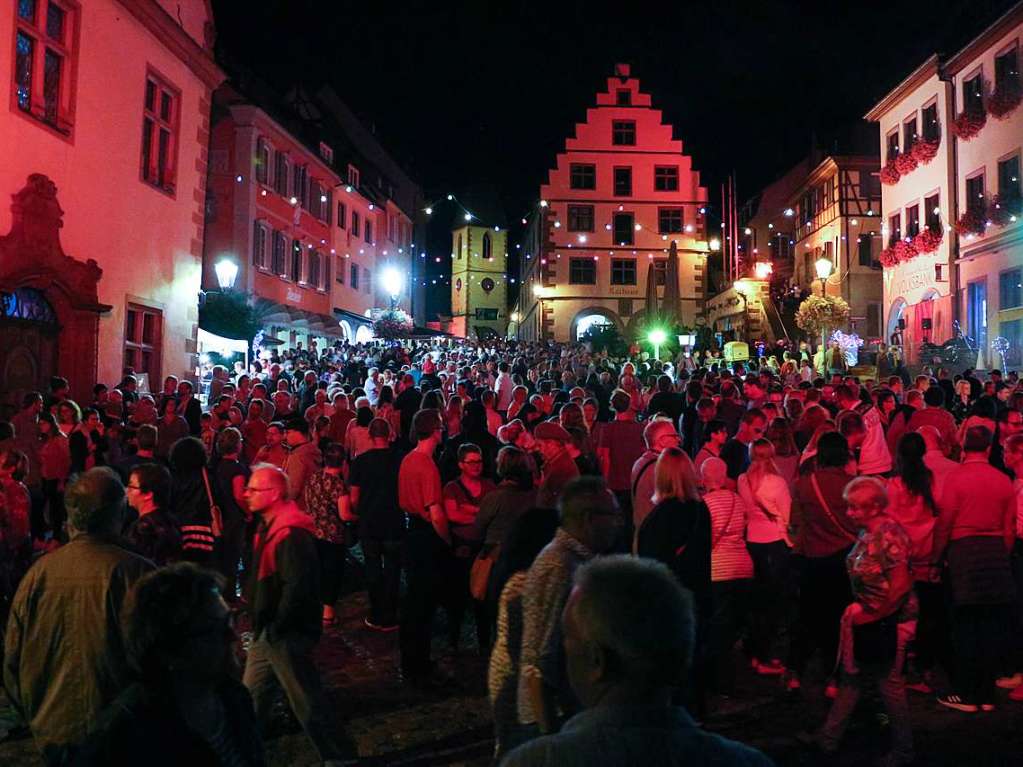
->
xmin=596 ymin=390 xmax=646 ymax=544
xmin=397 ymin=409 xmax=447 ymax=686
xmin=933 ymin=426 xmax=1016 ymax=713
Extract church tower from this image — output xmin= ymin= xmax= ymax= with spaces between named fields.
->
xmin=450 ymin=224 xmax=508 ymax=339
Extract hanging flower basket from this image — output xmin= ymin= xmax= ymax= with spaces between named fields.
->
xmin=879 ymin=247 xmax=900 ymax=268
xmin=912 ymin=228 xmax=943 ymax=254
xmin=372 ymin=309 xmax=413 ymax=339
xmin=987 ymin=83 xmax=1022 ymax=120
xmin=894 ymin=152 xmax=918 ymax=175
xmin=955 ymin=207 xmax=987 ymax=236
xmin=950 ymin=108 xmax=986 ymax=140
xmin=911 ymin=137 xmax=940 ymax=164
xmin=795 ymin=295 xmax=851 ymax=337
xmin=988 ymin=194 xmax=1021 ymax=226
xmin=892 ymin=239 xmax=918 ymax=263
xmin=879 ymin=162 xmax=901 ymax=186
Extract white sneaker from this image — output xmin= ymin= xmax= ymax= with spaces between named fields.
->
xmin=937 ymin=694 xmax=978 ymax=713
xmin=996 ymin=672 xmax=1023 ymax=689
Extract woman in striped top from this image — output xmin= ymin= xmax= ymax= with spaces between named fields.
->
xmin=700 ymin=456 xmax=754 ymax=694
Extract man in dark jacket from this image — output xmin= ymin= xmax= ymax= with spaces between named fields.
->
xmin=3 ymin=467 xmax=153 ymax=766
xmin=242 ymin=464 xmax=353 ymax=761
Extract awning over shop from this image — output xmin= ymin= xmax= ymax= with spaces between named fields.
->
xmin=255 ymin=299 xmax=344 ymax=337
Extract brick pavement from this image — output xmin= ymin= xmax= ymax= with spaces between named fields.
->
xmin=3 ymin=578 xmax=1023 ymax=765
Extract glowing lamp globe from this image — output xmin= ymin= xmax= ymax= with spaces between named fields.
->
xmin=648 ymin=328 xmax=667 ymax=346
xmin=381 ymin=267 xmax=403 ymax=298
xmin=814 ymin=257 xmax=834 ymax=281
xmin=214 ymin=259 xmax=238 ymax=290
xmin=754 ymin=262 xmax=773 ymax=279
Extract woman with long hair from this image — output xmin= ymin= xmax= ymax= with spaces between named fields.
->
xmin=887 ymin=432 xmax=943 ymax=691
xmin=444 ymin=395 xmax=464 ymax=439
xmin=738 ymin=439 xmax=792 ymax=675
xmin=636 ymin=447 xmax=711 ymax=616
xmin=766 ymin=417 xmax=800 ymax=487
xmin=375 ymin=385 xmax=401 ymax=442
xmin=344 ymin=406 xmax=375 ymax=460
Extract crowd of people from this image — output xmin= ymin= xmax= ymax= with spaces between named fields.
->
xmin=0 ymin=335 xmax=1022 ymax=767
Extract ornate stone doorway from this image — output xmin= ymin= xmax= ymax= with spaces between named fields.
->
xmin=0 ymin=174 xmax=111 ymax=407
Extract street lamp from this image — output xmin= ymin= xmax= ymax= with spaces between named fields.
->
xmin=648 ymin=327 xmax=667 ymax=361
xmin=814 ymin=257 xmax=833 ymax=296
xmin=214 ymin=258 xmax=238 ymax=290
xmin=534 ymin=284 xmax=548 ymax=340
xmin=381 ymin=267 xmax=403 ymax=309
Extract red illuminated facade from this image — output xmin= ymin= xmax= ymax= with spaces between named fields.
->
xmin=0 ymin=0 xmax=224 ymax=407
xmin=515 ymin=64 xmax=711 ymax=341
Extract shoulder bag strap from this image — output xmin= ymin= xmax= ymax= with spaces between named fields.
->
xmin=631 ymin=455 xmax=658 ymax=499
xmin=711 ymin=494 xmax=739 ymax=549
xmin=810 ymin=473 xmax=856 ymax=544
xmin=201 ymin=467 xmax=223 ymax=537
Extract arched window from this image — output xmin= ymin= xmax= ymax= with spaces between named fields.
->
xmin=457 ymin=234 xmax=463 ymax=259
xmin=482 ymin=232 xmax=492 ymax=260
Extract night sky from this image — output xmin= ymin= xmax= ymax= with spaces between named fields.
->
xmin=210 ymin=0 xmax=1018 ymax=316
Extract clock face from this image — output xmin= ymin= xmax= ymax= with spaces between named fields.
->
xmin=456 ymin=278 xmax=462 ymax=291
xmin=481 ymin=277 xmax=495 ymax=293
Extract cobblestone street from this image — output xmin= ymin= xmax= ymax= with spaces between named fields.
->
xmin=5 ymin=571 xmax=1023 ymax=766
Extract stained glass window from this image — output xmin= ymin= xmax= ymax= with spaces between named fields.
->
xmin=1 ymin=288 xmax=57 ymax=324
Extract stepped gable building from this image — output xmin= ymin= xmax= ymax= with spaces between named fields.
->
xmin=515 ymin=63 xmax=712 ymax=342
xmin=0 ymin=0 xmax=224 ymax=407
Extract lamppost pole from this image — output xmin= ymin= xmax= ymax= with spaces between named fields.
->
xmin=814 ymin=257 xmax=834 ymax=367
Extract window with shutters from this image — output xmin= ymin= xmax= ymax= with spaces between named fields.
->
xmin=292 ymin=165 xmax=308 ymax=207
xmin=365 ymin=219 xmax=373 ymax=244
xmin=290 ymin=241 xmax=302 ymax=282
xmin=337 ymin=201 xmax=346 ymax=229
xmin=906 ymin=204 xmax=920 ymax=238
xmin=351 ymin=211 xmax=361 ymax=238
xmin=350 ymin=264 xmax=359 ymax=290
xmin=140 ymin=72 xmax=179 ymax=194
xmin=271 ymin=231 xmax=286 ymax=275
xmin=308 ymin=251 xmax=321 ymax=289
xmin=256 ymin=138 xmax=270 ymax=185
xmin=123 ymin=303 xmax=161 ymax=382
xmin=273 ymin=151 xmax=289 ymax=196
xmin=252 ymin=220 xmax=269 ymax=269
xmin=13 ymin=0 xmax=79 ymax=135
xmin=925 ymin=192 xmax=941 ymax=232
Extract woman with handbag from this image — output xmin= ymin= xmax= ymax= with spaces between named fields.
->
xmin=700 ymin=456 xmax=754 ymax=695
xmin=787 ymin=431 xmax=858 ymax=692
xmin=738 ymin=438 xmax=792 ymax=676
xmin=441 ymin=443 xmax=496 ymax=652
xmin=810 ymin=477 xmax=914 ymax=766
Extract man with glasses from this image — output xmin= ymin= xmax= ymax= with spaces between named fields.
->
xmin=630 ymin=418 xmax=685 ymax=536
xmin=241 ymin=464 xmax=354 ymax=762
xmin=125 ymin=463 xmax=181 ymax=566
xmin=720 ymin=409 xmax=767 ymax=482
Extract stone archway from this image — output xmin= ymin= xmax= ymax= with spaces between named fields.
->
xmin=0 ymin=174 xmax=111 ymax=406
xmin=569 ymin=306 xmax=624 ymax=341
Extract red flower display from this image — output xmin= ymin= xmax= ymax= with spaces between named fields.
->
xmin=880 ymin=162 xmax=901 ymax=186
xmin=987 ymin=83 xmax=1022 ymax=120
xmin=910 ymin=137 xmax=939 ymax=165
xmin=894 ymin=153 xmax=918 ymax=175
xmin=892 ymin=239 xmax=918 ymax=263
xmin=950 ymin=108 xmax=986 ymax=140
xmin=912 ymin=228 xmax=943 ymax=254
xmin=955 ymin=207 xmax=987 ymax=236
xmin=879 ymin=247 xmax=899 ymax=268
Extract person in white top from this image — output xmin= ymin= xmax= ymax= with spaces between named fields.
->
xmin=364 ymin=367 xmax=380 ymax=406
xmin=737 ymin=438 xmax=792 ymax=675
xmin=836 ymin=384 xmax=891 ymax=476
xmin=494 ymin=361 xmax=514 ymax=413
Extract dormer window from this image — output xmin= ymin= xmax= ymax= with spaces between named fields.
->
xmin=616 ymin=89 xmax=631 ymax=106
xmin=347 ymin=164 xmax=360 ymax=189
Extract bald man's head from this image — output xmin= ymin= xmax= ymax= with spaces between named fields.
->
xmin=245 ymin=464 xmax=289 ymax=515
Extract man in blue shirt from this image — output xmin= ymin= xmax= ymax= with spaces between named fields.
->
xmin=502 ymin=556 xmax=773 ymax=767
